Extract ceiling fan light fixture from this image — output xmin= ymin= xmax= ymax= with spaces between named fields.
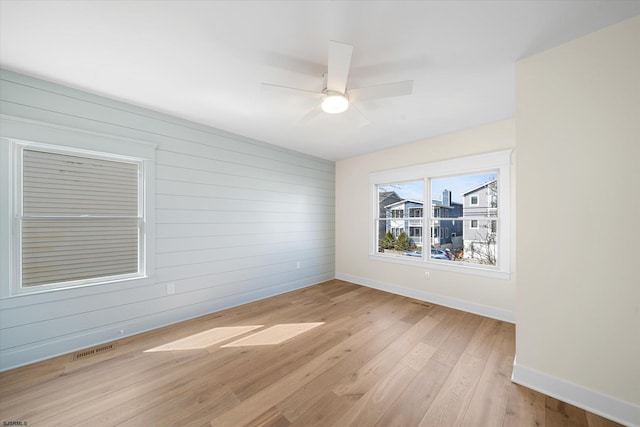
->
xmin=321 ymin=92 xmax=349 ymax=114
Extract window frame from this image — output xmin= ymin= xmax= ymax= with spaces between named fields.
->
xmin=0 ymin=117 xmax=156 ymax=297
xmin=369 ymin=150 xmax=512 ymax=279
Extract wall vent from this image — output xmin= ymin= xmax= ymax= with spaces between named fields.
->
xmin=71 ymin=343 xmax=116 ymax=361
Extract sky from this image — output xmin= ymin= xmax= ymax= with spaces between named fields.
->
xmin=379 ymin=172 xmax=497 ymax=204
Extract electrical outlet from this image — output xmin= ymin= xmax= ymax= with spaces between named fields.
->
xmin=424 ymin=271 xmax=430 ymax=280
xmin=296 ymin=261 xmax=301 ymax=269
xmin=166 ymin=283 xmax=175 ymax=295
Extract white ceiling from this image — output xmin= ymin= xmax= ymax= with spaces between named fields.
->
xmin=1 ymin=1 xmax=639 ymax=161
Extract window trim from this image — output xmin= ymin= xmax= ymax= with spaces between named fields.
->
xmin=369 ymin=150 xmax=512 ymax=280
xmin=0 ymin=116 xmax=156 ymax=298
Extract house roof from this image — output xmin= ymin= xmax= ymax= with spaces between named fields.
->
xmin=462 ymin=179 xmax=497 ymax=196
xmin=384 ymin=199 xmax=424 ymax=209
xmin=379 ymin=191 xmax=400 ymax=201
xmin=384 ymin=199 xmax=462 ymax=209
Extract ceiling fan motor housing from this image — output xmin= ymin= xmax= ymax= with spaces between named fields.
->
xmin=321 ymin=91 xmax=349 ymax=114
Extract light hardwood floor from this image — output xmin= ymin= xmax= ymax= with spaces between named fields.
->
xmin=0 ymin=280 xmax=623 ymax=426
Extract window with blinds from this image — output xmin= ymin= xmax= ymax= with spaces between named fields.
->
xmin=20 ymin=148 xmax=144 ymax=288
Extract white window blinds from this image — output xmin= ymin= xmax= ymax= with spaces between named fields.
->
xmin=21 ymin=148 xmax=142 ymax=288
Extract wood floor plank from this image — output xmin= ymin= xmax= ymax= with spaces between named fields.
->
xmin=334 ymin=363 xmax=417 ymax=426
xmin=461 ymin=351 xmax=514 ymax=426
xmin=464 ymin=317 xmax=503 ymax=359
xmin=374 ymin=358 xmax=453 ymax=427
xmin=461 ymin=321 xmax=516 ymax=426
xmin=418 ymin=351 xmax=488 ymax=426
xmin=279 ymin=301 xmax=437 ymax=422
xmin=275 ymin=315 xmax=414 ymax=423
xmin=208 ymin=318 xmax=400 ymax=426
xmin=585 ymin=412 xmax=628 ymax=427
xmin=0 ymin=280 xmax=624 ymax=427
xmin=332 ymin=311 xmax=438 ymax=398
xmin=503 ymin=383 xmax=547 ymax=427
xmin=219 ymin=294 xmax=411 ymax=403
xmin=244 ymin=406 xmax=291 ymax=427
xmin=399 ymin=341 xmax=438 ymax=371
xmin=546 ymin=396 xmax=590 ymax=427
xmin=154 ymin=384 xmax=240 ymax=427
xmin=116 ymin=383 xmax=238 ymax=427
xmin=27 ymin=350 xmax=231 ymax=426
xmin=430 ymin=311 xmax=483 ymax=368
xmin=287 ymin=392 xmax=353 ymax=427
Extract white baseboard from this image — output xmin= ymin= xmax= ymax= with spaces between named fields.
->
xmin=512 ymin=359 xmax=640 ymax=427
xmin=335 ymin=272 xmax=515 ymax=323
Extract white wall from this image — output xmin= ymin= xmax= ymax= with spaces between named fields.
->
xmin=336 ymin=119 xmax=516 ymax=321
xmin=0 ymin=69 xmax=335 ymax=370
xmin=514 ymin=16 xmax=640 ymax=425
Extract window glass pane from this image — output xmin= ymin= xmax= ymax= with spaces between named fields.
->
xmin=377 ymin=181 xmax=424 ymax=257
xmin=23 ymin=149 xmax=138 ymax=216
xmin=21 ymin=218 xmax=139 ymax=286
xmin=430 ymin=172 xmax=498 ymax=266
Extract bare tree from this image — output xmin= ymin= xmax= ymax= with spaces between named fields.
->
xmin=466 ymin=180 xmax=497 ymax=265
xmin=468 ymin=222 xmax=496 ymax=265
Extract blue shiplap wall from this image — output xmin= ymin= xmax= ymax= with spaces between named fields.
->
xmin=0 ymin=69 xmax=335 ymax=370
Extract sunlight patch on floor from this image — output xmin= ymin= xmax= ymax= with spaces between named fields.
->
xmin=145 ymin=325 xmax=263 ymax=352
xmin=221 ymin=322 xmax=325 ymax=347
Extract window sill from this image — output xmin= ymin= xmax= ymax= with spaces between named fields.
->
xmin=369 ymin=253 xmax=511 ymax=280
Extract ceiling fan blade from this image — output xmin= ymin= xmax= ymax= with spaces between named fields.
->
xmin=261 ymin=83 xmax=324 ymax=99
xmin=347 ymin=80 xmax=413 ymax=102
xmin=299 ymin=105 xmax=324 ymax=123
xmin=327 ymin=40 xmax=353 ymax=93
xmin=348 ymin=103 xmax=370 ymax=128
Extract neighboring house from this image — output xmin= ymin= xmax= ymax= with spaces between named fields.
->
xmin=378 ymin=191 xmax=402 ymax=244
xmin=462 ymin=179 xmax=498 ymax=262
xmin=432 ymin=190 xmax=463 ymax=248
xmin=382 ymin=189 xmax=462 ymax=249
xmin=383 ymin=199 xmax=425 ymax=247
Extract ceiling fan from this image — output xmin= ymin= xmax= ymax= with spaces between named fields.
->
xmin=262 ymin=40 xmax=413 ymax=121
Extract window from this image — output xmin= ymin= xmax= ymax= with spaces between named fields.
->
xmin=370 ymin=150 xmax=511 ymax=279
xmin=391 ymin=227 xmax=404 ymax=238
xmin=19 ymin=147 xmax=143 ymax=289
xmin=1 ymin=125 xmax=155 ymax=296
